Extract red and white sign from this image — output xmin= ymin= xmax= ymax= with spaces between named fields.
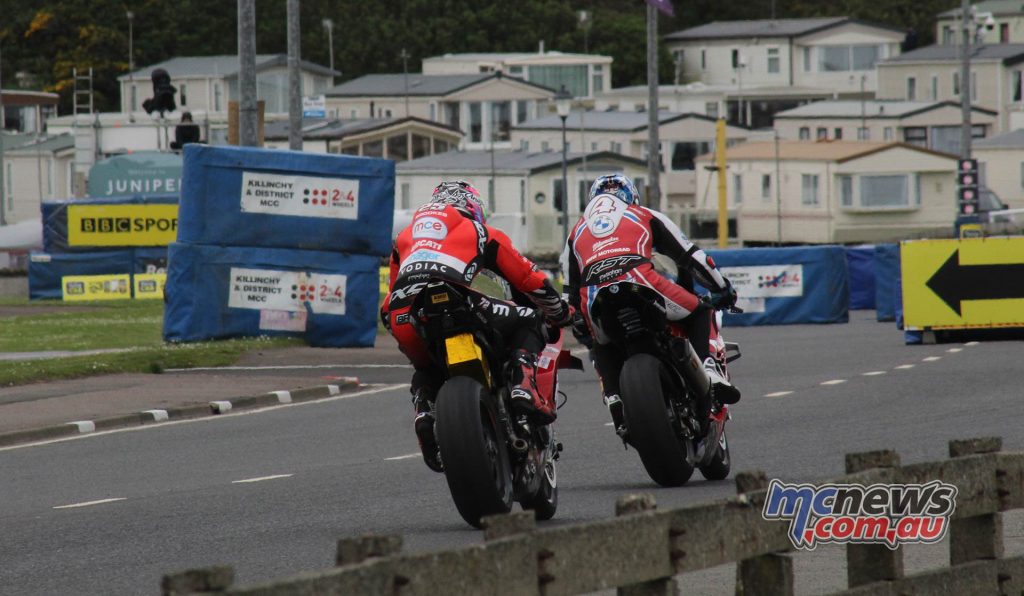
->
xmin=228 ymin=267 xmax=347 ymax=315
xmin=240 ymin=172 xmax=359 ymax=220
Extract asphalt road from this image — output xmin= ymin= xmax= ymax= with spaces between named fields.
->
xmin=2 ymin=311 xmax=1023 ymax=595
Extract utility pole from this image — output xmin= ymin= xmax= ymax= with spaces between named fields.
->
xmin=774 ymin=128 xmax=782 ymax=244
xmin=400 ymin=49 xmax=410 ymax=118
xmin=127 ymin=11 xmax=135 ymax=121
xmin=961 ymin=0 xmax=973 ymax=159
xmin=646 ymin=3 xmax=661 ymax=210
xmin=0 ymin=40 xmax=6 ymax=226
xmin=238 ymin=0 xmax=258 ymax=147
xmin=322 ymin=19 xmax=334 ymax=82
xmin=287 ymin=0 xmax=302 ymax=150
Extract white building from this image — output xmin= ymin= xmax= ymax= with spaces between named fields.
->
xmin=422 ymin=49 xmax=612 ymax=98
xmin=935 ymin=1 xmax=1024 ymax=44
xmin=972 ymin=128 xmax=1024 ymax=208
xmin=0 ymin=134 xmax=75 ymax=225
xmin=773 ymin=100 xmax=997 ymax=154
xmin=263 ymin=117 xmax=463 ymax=160
xmin=510 ymin=111 xmax=749 ymax=229
xmin=695 ymin=141 xmax=958 ymax=244
xmin=665 ymin=17 xmax=905 ymax=97
xmin=118 ymin=55 xmax=338 ymax=115
xmin=325 ymin=73 xmax=555 ymax=150
xmin=876 ymin=44 xmax=1024 ymax=133
xmin=1 ymin=90 xmax=59 ymax=135
xmin=395 ymin=149 xmax=648 ymax=255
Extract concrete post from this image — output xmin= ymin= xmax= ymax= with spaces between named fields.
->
xmin=160 ymin=566 xmax=234 ymax=595
xmin=336 ymin=534 xmax=402 ymax=566
xmin=845 ymin=449 xmax=904 ymax=588
xmin=482 ymin=510 xmax=536 ymax=541
xmin=949 ymin=437 xmax=1005 ymax=566
xmin=735 ymin=471 xmax=794 ymax=596
xmin=615 ymin=494 xmax=678 ymax=596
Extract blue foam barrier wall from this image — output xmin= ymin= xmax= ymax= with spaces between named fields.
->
xmin=177 ymin=145 xmax=394 ymax=256
xmin=163 ymin=242 xmax=380 ymax=347
xmin=705 ymin=246 xmax=849 ymax=326
xmin=874 ymin=244 xmax=899 ymax=322
xmin=28 ymin=250 xmax=136 ymax=300
xmin=41 ymin=194 xmax=179 ymax=252
xmin=845 ymin=245 xmax=876 ymax=310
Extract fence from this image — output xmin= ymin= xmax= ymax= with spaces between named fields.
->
xmin=161 ymin=436 xmax=1024 ymax=595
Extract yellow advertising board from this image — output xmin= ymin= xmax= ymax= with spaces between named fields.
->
xmin=379 ymin=266 xmax=390 ymax=303
xmin=901 ymin=237 xmax=1024 ymax=329
xmin=133 ymin=273 xmax=167 ymax=300
xmin=67 ymin=204 xmax=179 ymax=247
xmin=61 ymin=274 xmax=133 ymax=301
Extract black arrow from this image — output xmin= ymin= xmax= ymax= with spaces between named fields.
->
xmin=925 ymin=249 xmax=1024 ymax=316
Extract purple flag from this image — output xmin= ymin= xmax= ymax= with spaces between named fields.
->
xmin=645 ymin=0 xmax=675 ymax=16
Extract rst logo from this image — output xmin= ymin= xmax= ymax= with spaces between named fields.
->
xmin=412 ymin=217 xmax=448 ymax=240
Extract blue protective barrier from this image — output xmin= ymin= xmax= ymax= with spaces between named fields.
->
xmin=705 ymin=246 xmax=849 ymax=326
xmin=163 ymin=243 xmax=380 ymax=347
xmin=845 ymin=245 xmax=876 ymax=310
xmin=874 ymin=244 xmax=899 ymax=322
xmin=177 ymin=145 xmax=395 ymax=256
xmin=134 ymin=247 xmax=168 ymax=273
xmin=28 ymin=250 xmax=136 ymax=300
xmin=41 ymin=194 xmax=179 ymax=252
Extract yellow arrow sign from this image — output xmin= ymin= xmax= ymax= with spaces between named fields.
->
xmin=902 ymin=237 xmax=1024 ymax=329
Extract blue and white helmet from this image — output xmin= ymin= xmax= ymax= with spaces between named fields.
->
xmin=589 ymin=174 xmax=639 ymax=206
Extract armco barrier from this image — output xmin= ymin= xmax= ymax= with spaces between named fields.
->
xmin=706 ymin=245 xmax=849 ymax=326
xmin=845 ymin=245 xmax=876 ymax=310
xmin=41 ymin=194 xmax=179 ymax=253
xmin=160 ymin=436 xmax=1024 ymax=595
xmin=177 ymin=145 xmax=395 ymax=256
xmin=162 ymin=243 xmax=379 ymax=347
xmin=873 ymin=244 xmax=899 ymax=322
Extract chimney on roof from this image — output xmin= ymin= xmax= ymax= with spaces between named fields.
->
xmin=539 ymin=40 xmax=545 ymax=54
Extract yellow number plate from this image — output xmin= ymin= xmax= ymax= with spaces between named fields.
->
xmin=431 ymin=293 xmax=450 ymax=304
xmin=445 ymin=333 xmax=482 ymax=366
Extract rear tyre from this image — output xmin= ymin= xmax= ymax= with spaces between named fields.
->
xmin=699 ymin=430 xmax=731 ymax=481
xmin=520 ymin=445 xmax=558 ymax=521
xmin=620 ymin=354 xmax=695 ymax=487
xmin=435 ymin=376 xmax=514 ymax=528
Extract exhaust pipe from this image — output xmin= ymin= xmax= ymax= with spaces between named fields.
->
xmin=672 ymin=338 xmax=711 ymax=398
xmin=511 ymin=437 xmax=529 ymax=452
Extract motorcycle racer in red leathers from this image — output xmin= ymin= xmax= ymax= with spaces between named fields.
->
xmin=563 ymin=174 xmax=741 ymax=437
xmin=382 ymin=180 xmax=571 ymax=472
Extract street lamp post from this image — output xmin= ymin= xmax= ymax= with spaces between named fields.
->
xmin=556 ymin=86 xmax=572 ymax=242
xmin=127 ymin=10 xmax=135 ymax=120
xmin=322 ymin=19 xmax=335 ymax=83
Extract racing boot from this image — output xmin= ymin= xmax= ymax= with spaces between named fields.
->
xmin=509 ymin=349 xmax=556 ymax=424
xmin=412 ymin=388 xmax=443 ymax=473
xmin=703 ymin=357 xmax=741 ymax=405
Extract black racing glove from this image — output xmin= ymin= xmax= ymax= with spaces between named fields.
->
xmin=710 ymin=279 xmax=738 ymax=311
xmin=570 ymin=309 xmax=593 ymax=348
xmin=380 ymin=307 xmax=391 ymax=333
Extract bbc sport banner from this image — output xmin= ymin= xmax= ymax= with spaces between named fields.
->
xmin=163 ymin=243 xmax=380 ymax=347
xmin=41 ymin=194 xmax=179 ymax=252
xmin=177 ymin=145 xmax=395 ymax=256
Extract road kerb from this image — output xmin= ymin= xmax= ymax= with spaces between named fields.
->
xmin=0 ymin=378 xmax=361 ymax=449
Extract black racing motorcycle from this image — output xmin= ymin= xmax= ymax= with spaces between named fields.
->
xmin=410 ymin=280 xmax=582 ymax=528
xmin=589 ymin=282 xmax=741 ymax=487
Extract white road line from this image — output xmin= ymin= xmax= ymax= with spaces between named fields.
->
xmin=947 ymin=348 xmax=963 ymax=353
xmin=764 ymin=391 xmax=794 ymax=397
xmin=821 ymin=379 xmax=847 ymax=386
xmin=895 ymin=364 xmax=915 ymax=370
xmin=862 ymin=371 xmax=887 ymax=376
xmin=604 ymin=422 xmax=615 ymax=426
xmin=384 ymin=453 xmax=421 ymax=461
xmin=922 ymin=356 xmax=942 ymax=362
xmin=0 ymin=384 xmax=407 ymax=453
xmin=965 ymin=341 xmax=980 ymax=346
xmin=232 ymin=474 xmax=293 ymax=484
xmin=166 ymin=364 xmax=411 ymax=372
xmin=53 ymin=498 xmax=126 ymax=510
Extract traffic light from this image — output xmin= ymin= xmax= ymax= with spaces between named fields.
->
xmin=956 ymin=158 xmax=979 ymax=216
xmin=142 ymin=68 xmax=177 ymax=116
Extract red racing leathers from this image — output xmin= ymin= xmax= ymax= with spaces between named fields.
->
xmin=382 ymin=203 xmax=568 ymax=418
xmin=564 ymin=194 xmax=730 ymax=398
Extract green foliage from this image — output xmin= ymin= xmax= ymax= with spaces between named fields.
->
xmin=0 ymin=0 xmax=948 ymax=114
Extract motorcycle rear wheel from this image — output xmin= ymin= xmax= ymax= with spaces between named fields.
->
xmin=620 ymin=353 xmax=695 ymax=487
xmin=699 ymin=429 xmax=731 ymax=481
xmin=435 ymin=376 xmax=514 ymax=528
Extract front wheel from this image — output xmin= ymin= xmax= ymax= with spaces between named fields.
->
xmin=435 ymin=376 xmax=514 ymax=528
xmin=620 ymin=353 xmax=695 ymax=487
